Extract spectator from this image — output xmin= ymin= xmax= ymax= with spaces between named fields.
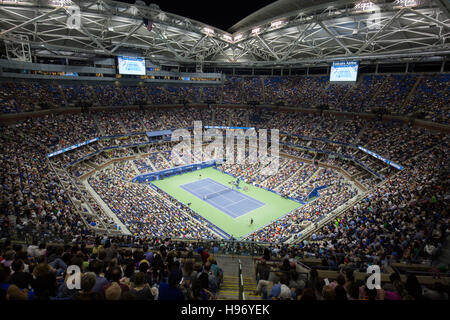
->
xmin=73 ymin=272 xmax=102 ymax=300
xmin=90 ymin=260 xmax=109 ymax=294
xmin=158 ymin=269 xmax=184 ymax=301
xmin=31 ymin=263 xmax=57 ymax=300
xmin=102 ymin=266 xmax=129 ymax=298
xmin=129 ymin=272 xmax=154 ymax=300
xmin=9 ymin=260 xmax=33 ymax=291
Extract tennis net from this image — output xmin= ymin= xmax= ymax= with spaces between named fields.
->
xmin=202 ymin=187 xmax=233 ymax=200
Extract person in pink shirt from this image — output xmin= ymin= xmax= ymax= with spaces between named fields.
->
xmin=384 ymin=280 xmax=407 ymax=300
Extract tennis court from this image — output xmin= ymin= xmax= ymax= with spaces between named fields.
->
xmin=152 ymin=167 xmax=302 ymax=238
xmin=180 ymin=178 xmax=265 ymax=218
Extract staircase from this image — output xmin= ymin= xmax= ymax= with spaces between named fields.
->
xmin=217 ymin=275 xmax=239 ymax=299
xmin=217 ymin=275 xmax=260 ymax=300
xmin=140 ymin=84 xmax=151 ymax=103
xmin=261 ymin=77 xmax=266 ymax=104
xmin=158 ymin=152 xmax=172 ymax=167
xmin=240 ymin=256 xmax=263 ymax=300
xmin=219 ymin=81 xmax=225 ymax=104
xmin=272 ymin=163 xmax=305 ymax=191
xmin=215 ymin=256 xmax=262 ymax=300
xmin=88 ymin=84 xmax=100 ymax=105
xmin=401 ymin=74 xmax=423 ymax=113
xmin=116 ymin=84 xmax=128 ymax=105
xmin=141 ymin=154 xmax=157 ymax=172
xmin=116 ymin=113 xmax=129 ymax=132
xmin=368 ymin=75 xmax=390 ymax=108
xmin=81 ymin=179 xmax=131 ymax=235
xmin=93 ymin=113 xmax=105 ymax=135
xmin=288 ymin=167 xmax=320 ymax=196
xmin=129 ymin=161 xmax=141 ymax=176
xmin=351 ymin=121 xmax=369 ymax=145
xmin=338 ymin=78 xmax=361 ymax=110
xmin=58 ymin=84 xmax=68 ymax=106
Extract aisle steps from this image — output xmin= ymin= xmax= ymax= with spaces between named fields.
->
xmin=216 ymin=275 xmax=261 ymax=300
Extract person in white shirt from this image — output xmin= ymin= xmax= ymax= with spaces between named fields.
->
xmin=27 ymin=241 xmax=39 ymax=258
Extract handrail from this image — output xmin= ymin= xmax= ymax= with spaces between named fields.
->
xmin=238 ymin=259 xmax=244 ymax=300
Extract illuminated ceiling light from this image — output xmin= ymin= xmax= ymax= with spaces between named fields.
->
xmin=233 ymin=34 xmax=242 ymax=42
xmin=129 ymin=6 xmax=138 ymax=15
xmin=270 ymin=20 xmax=286 ymax=29
xmin=251 ymin=27 xmax=261 ymax=35
xmin=223 ymin=34 xmax=232 ymax=42
xmin=158 ymin=12 xmax=167 ymax=20
xmin=48 ymin=0 xmax=73 ymax=6
xmin=202 ymin=27 xmax=214 ymax=35
xmin=354 ymin=1 xmax=375 ymax=11
xmin=394 ymin=0 xmax=421 ymax=7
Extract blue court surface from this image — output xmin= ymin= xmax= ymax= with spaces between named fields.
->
xmin=180 ymin=178 xmax=265 ymax=218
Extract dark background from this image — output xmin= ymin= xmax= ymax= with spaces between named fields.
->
xmin=119 ymin=0 xmax=278 ymax=31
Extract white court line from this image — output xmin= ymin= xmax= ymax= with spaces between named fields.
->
xmin=217 ymin=194 xmax=264 ymax=217
xmin=208 ymin=182 xmax=265 ymax=209
xmin=224 ymin=190 xmax=265 ymax=206
xmin=183 ymin=177 xmax=266 ymax=218
xmin=204 ymin=191 xmax=254 ymax=217
xmin=222 ymin=198 xmax=252 ymax=209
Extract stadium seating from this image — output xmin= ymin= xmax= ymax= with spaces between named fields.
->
xmin=0 ymin=77 xmax=448 ymax=302
xmin=1 ymin=74 xmax=448 ymax=123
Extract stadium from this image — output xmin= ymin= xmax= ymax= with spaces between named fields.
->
xmin=0 ymin=0 xmax=449 ymax=308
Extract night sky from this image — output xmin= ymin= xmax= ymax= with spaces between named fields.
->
xmin=118 ymin=0 xmax=278 ymax=31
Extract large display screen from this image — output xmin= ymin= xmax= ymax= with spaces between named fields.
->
xmin=117 ymin=56 xmax=146 ymax=75
xmin=330 ymin=61 xmax=359 ymax=82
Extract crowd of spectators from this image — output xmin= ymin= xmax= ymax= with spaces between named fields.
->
xmin=252 ymin=255 xmax=449 ymax=300
xmin=406 ymin=74 xmax=450 ymax=124
xmin=61 ymin=83 xmax=96 ymax=105
xmin=222 ymin=77 xmax=243 ymax=104
xmin=243 ymin=167 xmax=358 ymax=243
xmin=0 ymin=122 xmax=91 ymax=242
xmin=264 ymin=77 xmax=302 ymax=105
xmin=0 ymin=102 xmax=447 ymax=263
xmin=0 ymin=237 xmax=224 ymax=300
xmin=369 ymin=74 xmax=418 ymax=111
xmin=0 ymin=105 xmax=448 ymax=304
xmin=1 ymin=73 xmax=448 ymax=123
xmin=340 ymin=75 xmax=386 ymax=112
xmin=88 ymin=162 xmax=218 ymax=239
xmin=92 ymin=84 xmax=125 ymax=106
xmin=292 ymin=142 xmax=449 ymax=267
xmin=122 ymin=85 xmax=147 ymax=105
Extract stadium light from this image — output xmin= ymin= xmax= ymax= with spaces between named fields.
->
xmin=354 ymin=1 xmax=375 ymax=11
xmin=48 ymin=0 xmax=73 ymax=6
xmin=394 ymin=0 xmax=422 ymax=7
xmin=251 ymin=27 xmax=261 ymax=35
xmin=223 ymin=34 xmax=232 ymax=42
xmin=129 ymin=6 xmax=138 ymax=15
xmin=233 ymin=34 xmax=243 ymax=42
xmin=270 ymin=20 xmax=286 ymax=29
xmin=202 ymin=27 xmax=214 ymax=36
xmin=158 ymin=12 xmax=167 ymax=20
